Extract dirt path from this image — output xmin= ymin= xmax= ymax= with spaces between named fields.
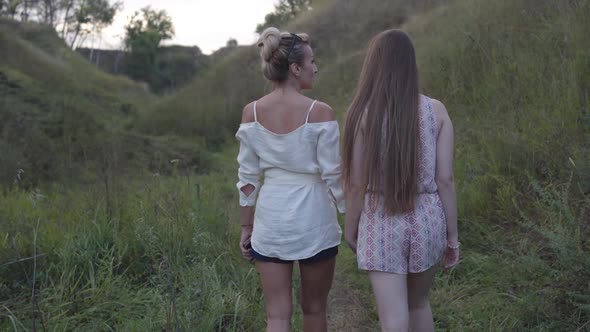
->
xmin=327 ymin=266 xmax=374 ymax=331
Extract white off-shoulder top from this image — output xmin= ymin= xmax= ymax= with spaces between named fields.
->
xmin=235 ymin=100 xmax=344 ymax=260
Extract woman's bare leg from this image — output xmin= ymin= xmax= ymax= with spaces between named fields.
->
xmin=257 ymin=261 xmax=294 ymax=332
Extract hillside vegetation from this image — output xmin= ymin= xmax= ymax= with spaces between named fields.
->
xmin=0 ymin=19 xmax=212 ymax=187
xmin=76 ymin=45 xmax=211 ymax=93
xmin=132 ymin=0 xmax=590 ymax=328
xmin=1 ymin=0 xmax=589 ymax=330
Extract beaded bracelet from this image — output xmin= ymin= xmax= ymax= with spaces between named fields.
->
xmin=448 ymin=242 xmax=461 ymax=249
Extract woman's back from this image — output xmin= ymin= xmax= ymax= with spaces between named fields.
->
xmin=237 ymin=28 xmax=347 ymax=331
xmin=236 ymin=92 xmax=345 ymax=260
xmin=237 ymin=94 xmax=340 ymax=175
xmin=250 ymin=94 xmax=324 ymax=133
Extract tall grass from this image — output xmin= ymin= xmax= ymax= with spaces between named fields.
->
xmin=0 ymin=147 xmax=268 ymax=331
xmin=1 ymin=0 xmax=589 ymax=330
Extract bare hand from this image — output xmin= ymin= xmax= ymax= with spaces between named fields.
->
xmin=239 ymin=226 xmax=254 ymax=263
xmin=345 ymin=232 xmax=357 ymax=255
xmin=442 ymin=246 xmax=460 ymax=271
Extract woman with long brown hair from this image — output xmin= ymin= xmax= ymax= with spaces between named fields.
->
xmin=342 ymin=29 xmax=460 ymax=331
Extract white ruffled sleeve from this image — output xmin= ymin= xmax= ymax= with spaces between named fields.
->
xmin=317 ymin=122 xmax=346 ymax=213
xmin=235 ymin=126 xmax=261 ymax=207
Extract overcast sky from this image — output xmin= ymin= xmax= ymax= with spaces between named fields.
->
xmin=93 ymin=0 xmax=278 ymax=54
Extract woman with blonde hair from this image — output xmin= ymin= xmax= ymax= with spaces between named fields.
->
xmin=235 ymin=27 xmax=345 ymax=332
xmin=342 ymin=29 xmax=460 ymax=331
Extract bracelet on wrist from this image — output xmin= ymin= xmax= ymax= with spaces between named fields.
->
xmin=448 ymin=242 xmax=461 ymax=249
xmin=241 ymin=224 xmax=253 ymax=228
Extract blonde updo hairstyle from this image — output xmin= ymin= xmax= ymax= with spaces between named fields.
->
xmin=257 ymin=27 xmax=310 ymax=82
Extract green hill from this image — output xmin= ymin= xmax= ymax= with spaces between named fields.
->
xmin=134 ymin=0 xmax=443 ymax=141
xmin=0 ymin=0 xmax=589 ymax=330
xmin=135 ymin=0 xmax=590 ymax=328
xmin=76 ymin=45 xmax=211 ymax=93
xmin=0 ymin=18 xmax=212 ymax=186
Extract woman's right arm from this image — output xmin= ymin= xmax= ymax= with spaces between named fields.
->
xmin=343 ymin=125 xmax=365 ymax=253
xmin=432 ymin=99 xmax=459 ymax=267
xmin=236 ymin=103 xmax=260 ymax=260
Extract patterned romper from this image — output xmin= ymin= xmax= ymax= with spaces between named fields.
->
xmin=357 ymin=95 xmax=447 ymax=274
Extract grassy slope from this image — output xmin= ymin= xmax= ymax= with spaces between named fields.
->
xmin=142 ymin=0 xmax=589 ymax=329
xmin=340 ymin=0 xmax=590 ymax=330
xmin=134 ymin=0 xmax=440 ymax=141
xmin=334 ymin=0 xmax=590 ymax=330
xmin=409 ymin=2 xmax=590 ymax=329
xmin=1 ymin=0 xmax=589 ymax=330
xmin=0 ymin=18 xmax=149 ymax=184
xmin=0 ymin=19 xmax=215 ymax=186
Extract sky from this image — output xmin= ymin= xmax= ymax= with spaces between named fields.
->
xmin=92 ymin=0 xmax=278 ymax=54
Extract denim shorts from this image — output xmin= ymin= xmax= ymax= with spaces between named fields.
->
xmin=250 ymin=245 xmax=338 ymax=264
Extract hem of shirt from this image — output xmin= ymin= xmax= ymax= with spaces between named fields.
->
xmin=251 ymin=240 xmax=341 ymax=261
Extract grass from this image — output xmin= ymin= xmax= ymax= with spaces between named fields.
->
xmin=0 ymin=145 xmax=268 ymax=331
xmin=1 ymin=0 xmax=590 ymax=330
xmin=2 ymin=144 xmax=587 ymax=330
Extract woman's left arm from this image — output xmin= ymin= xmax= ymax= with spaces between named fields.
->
xmin=313 ymin=103 xmax=345 ymax=214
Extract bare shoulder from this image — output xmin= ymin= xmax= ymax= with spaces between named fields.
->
xmin=308 ymin=101 xmax=336 ymax=123
xmin=429 ymin=97 xmax=450 ymax=122
xmin=241 ymin=101 xmax=256 ymax=123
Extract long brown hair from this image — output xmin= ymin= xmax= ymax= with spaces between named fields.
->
xmin=342 ymin=29 xmax=420 ymax=215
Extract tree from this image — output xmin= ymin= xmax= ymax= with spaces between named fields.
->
xmin=0 ymin=0 xmax=50 ymax=21
xmin=67 ymin=0 xmax=121 ymax=48
xmin=21 ymin=0 xmax=40 ymax=21
xmin=36 ymin=0 xmax=60 ymax=27
xmin=124 ymin=6 xmax=174 ymax=51
xmin=226 ymin=38 xmax=237 ymax=48
xmin=1 ymin=0 xmax=24 ymax=19
xmin=256 ymin=0 xmax=312 ymax=33
xmin=123 ymin=6 xmax=174 ymax=84
xmin=0 ymin=0 xmax=120 ymax=49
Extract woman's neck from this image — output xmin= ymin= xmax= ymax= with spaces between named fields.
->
xmin=273 ymin=78 xmax=301 ymax=95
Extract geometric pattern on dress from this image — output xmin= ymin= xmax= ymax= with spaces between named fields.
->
xmin=357 ymin=96 xmax=447 ymax=274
